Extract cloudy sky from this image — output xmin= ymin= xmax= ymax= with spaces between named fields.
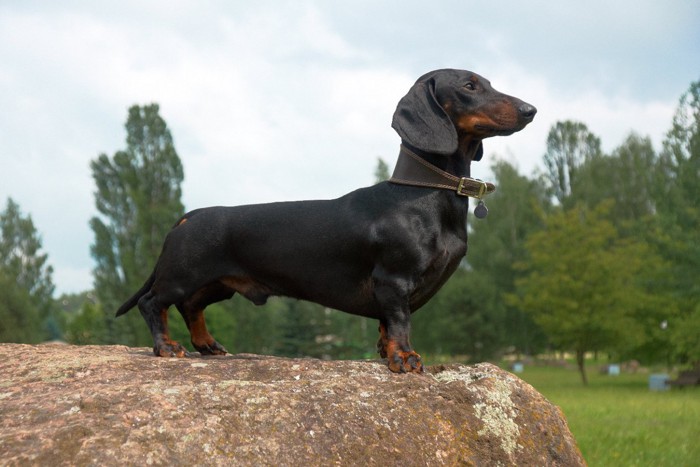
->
xmin=1 ymin=0 xmax=698 ymax=295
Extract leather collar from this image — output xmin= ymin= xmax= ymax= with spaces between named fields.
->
xmin=388 ymin=145 xmax=496 ymax=199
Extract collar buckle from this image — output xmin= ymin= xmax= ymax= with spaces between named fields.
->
xmin=457 ymin=177 xmax=488 ymax=199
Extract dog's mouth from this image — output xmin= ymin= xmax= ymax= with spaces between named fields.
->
xmin=475 ymin=125 xmax=520 ymax=136
xmin=473 ymin=121 xmax=534 ymax=138
xmin=466 ymin=100 xmax=536 ymax=137
xmin=459 ymin=111 xmax=532 ymax=138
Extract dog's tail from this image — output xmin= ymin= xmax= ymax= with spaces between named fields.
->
xmin=115 ymin=270 xmax=156 ymax=317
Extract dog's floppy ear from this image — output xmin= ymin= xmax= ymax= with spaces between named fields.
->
xmin=392 ymin=78 xmax=458 ymax=155
xmin=473 ymin=142 xmax=484 ymax=161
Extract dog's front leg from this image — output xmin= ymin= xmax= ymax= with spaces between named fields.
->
xmin=374 ymin=280 xmax=423 ymax=374
xmin=377 ymin=320 xmax=423 ymax=373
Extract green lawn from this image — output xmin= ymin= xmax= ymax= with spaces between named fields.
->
xmin=515 ymin=365 xmax=700 ymax=466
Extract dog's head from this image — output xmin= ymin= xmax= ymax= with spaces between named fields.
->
xmin=392 ymin=69 xmax=536 ymax=160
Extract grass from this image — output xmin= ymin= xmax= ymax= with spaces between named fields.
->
xmin=514 ymin=364 xmax=700 ymax=466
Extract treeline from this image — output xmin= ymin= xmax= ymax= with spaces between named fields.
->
xmin=1 ymin=82 xmax=698 ymax=381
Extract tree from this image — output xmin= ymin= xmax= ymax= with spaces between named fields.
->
xmin=671 ymin=306 xmax=700 ymax=365
xmin=212 ymin=296 xmax=284 ymax=356
xmin=568 ymin=134 xmax=677 ymax=364
xmin=275 ymin=300 xmax=333 ymax=358
xmin=90 ymin=104 xmax=185 ymax=345
xmin=64 ymin=301 xmax=109 ymax=345
xmin=0 ymin=198 xmax=55 ymax=342
xmin=0 ymin=198 xmax=55 ymax=313
xmin=605 ymin=134 xmax=658 ymax=221
xmin=0 ymin=270 xmax=41 ymax=343
xmin=655 ymin=80 xmax=700 ymax=365
xmin=543 ymin=121 xmax=602 ymax=205
xmin=513 ymin=202 xmax=664 ymax=385
xmin=572 ymin=133 xmax=657 ymax=223
xmin=374 ymin=157 xmax=390 ymax=184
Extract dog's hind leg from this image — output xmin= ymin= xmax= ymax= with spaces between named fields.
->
xmin=177 ymin=305 xmax=228 ymax=355
xmin=176 ymin=283 xmax=233 ymax=356
xmin=137 ymin=292 xmax=188 ymax=357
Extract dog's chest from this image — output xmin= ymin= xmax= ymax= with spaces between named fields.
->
xmin=410 ymin=232 xmax=466 ymax=309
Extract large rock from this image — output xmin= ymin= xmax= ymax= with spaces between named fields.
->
xmin=0 ymin=344 xmax=584 ymax=466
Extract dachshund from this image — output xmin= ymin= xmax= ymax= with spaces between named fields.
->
xmin=116 ymin=69 xmax=536 ymax=373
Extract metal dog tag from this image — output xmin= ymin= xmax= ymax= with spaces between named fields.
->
xmin=474 ymin=200 xmax=488 ymax=219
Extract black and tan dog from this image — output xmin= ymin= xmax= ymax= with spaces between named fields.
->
xmin=117 ymin=69 xmax=536 ymax=373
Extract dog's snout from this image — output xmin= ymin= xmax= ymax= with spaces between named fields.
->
xmin=519 ymin=103 xmax=537 ymax=120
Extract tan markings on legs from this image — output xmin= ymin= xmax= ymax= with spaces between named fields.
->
xmin=188 ymin=310 xmax=215 ymax=349
xmin=384 ymin=337 xmax=424 ymax=374
xmin=155 ymin=308 xmax=187 ymax=357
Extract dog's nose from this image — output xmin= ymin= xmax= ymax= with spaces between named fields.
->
xmin=519 ymin=103 xmax=537 ymax=120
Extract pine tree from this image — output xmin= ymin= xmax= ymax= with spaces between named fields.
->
xmin=90 ymin=104 xmax=185 ymax=345
xmin=543 ymin=121 xmax=602 ymax=205
xmin=0 ymin=198 xmax=55 ymax=342
xmin=374 ymin=157 xmax=390 ymax=184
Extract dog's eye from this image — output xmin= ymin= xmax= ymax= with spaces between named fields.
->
xmin=464 ymin=82 xmax=476 ymax=91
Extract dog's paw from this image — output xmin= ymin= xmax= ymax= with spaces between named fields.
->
xmin=153 ymin=340 xmax=189 ymax=358
xmin=194 ymin=340 xmax=228 ymax=356
xmin=387 ymin=349 xmax=424 ymax=374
